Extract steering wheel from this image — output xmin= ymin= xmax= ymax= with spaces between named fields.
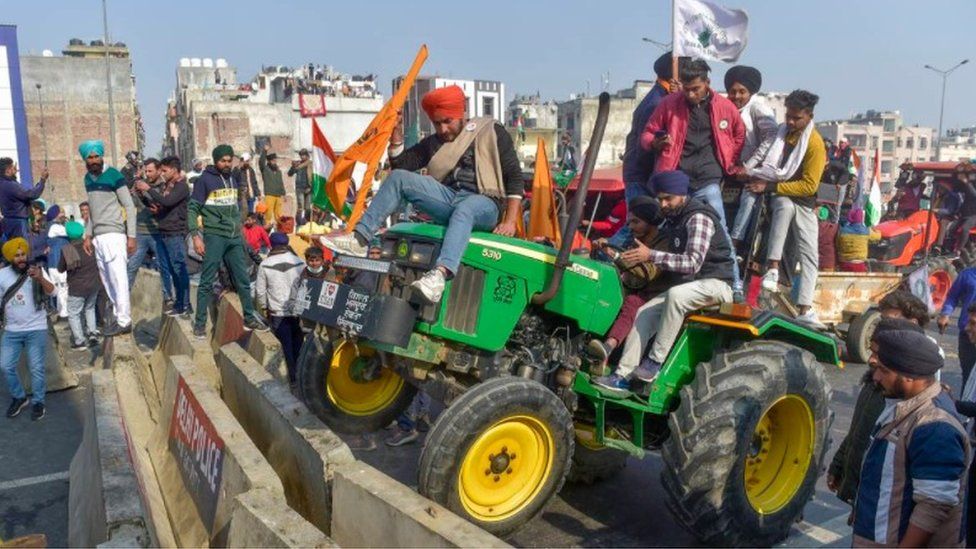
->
xmin=604 ymin=244 xmax=655 ymax=291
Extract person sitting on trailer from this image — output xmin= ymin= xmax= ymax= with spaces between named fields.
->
xmin=320 ymin=85 xmax=524 ymax=304
xmin=593 ymin=170 xmax=735 ymax=394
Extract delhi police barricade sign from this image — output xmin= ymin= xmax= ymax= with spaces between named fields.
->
xmin=168 ymin=375 xmax=225 ymax=530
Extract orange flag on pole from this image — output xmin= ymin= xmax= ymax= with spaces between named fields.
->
xmin=317 ymin=45 xmax=429 ymax=227
xmin=526 ymin=138 xmax=563 ymax=246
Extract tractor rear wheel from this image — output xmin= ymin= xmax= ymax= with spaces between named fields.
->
xmin=418 ymin=377 xmax=574 ymax=536
xmin=296 ymin=334 xmax=415 ymax=434
xmin=846 ymin=308 xmax=882 ymax=364
xmin=661 ymin=341 xmax=831 ymax=547
xmin=566 ymin=428 xmax=628 ymax=484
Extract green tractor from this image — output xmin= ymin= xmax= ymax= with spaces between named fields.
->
xmin=295 ymin=93 xmax=838 ymax=546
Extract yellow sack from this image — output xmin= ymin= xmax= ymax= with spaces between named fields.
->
xmin=837 ymin=232 xmax=869 ymax=262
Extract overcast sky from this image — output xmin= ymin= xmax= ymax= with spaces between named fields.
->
xmin=6 ymin=0 xmax=976 ymax=156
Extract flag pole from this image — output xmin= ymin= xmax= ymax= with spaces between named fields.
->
xmin=671 ymin=0 xmax=678 ymax=79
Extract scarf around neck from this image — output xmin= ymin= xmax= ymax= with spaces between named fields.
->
xmin=746 ymin=121 xmax=814 ymax=182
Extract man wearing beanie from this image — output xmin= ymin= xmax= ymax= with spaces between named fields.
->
xmin=724 ymin=65 xmax=778 ymax=248
xmin=594 ymin=170 xmax=734 ymax=393
xmin=641 ymin=59 xmax=745 ymax=299
xmin=611 ymin=52 xmax=684 ymax=248
xmin=79 ymin=139 xmax=137 ymax=336
xmin=744 ymin=90 xmax=826 ymax=326
xmin=321 ymin=84 xmax=524 ymax=304
xmin=188 ymin=144 xmax=269 ymax=338
xmin=256 ymin=232 xmax=305 ymax=386
xmin=852 ymin=329 xmax=969 ymax=548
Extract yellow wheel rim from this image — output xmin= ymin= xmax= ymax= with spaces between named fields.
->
xmin=458 ymin=415 xmax=555 ymax=522
xmin=326 ymin=341 xmax=403 ymax=416
xmin=745 ymin=395 xmax=815 ymax=514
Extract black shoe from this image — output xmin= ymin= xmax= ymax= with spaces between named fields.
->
xmin=102 ymin=323 xmax=132 ymax=337
xmin=166 ymin=308 xmax=183 ymax=317
xmin=71 ymin=341 xmax=89 ymax=350
xmin=88 ymin=337 xmax=100 ymax=347
xmin=31 ymin=402 xmax=45 ymax=421
xmin=163 ymin=299 xmax=174 ymax=314
xmin=192 ymin=324 xmax=207 ymax=340
xmin=6 ymin=397 xmax=28 ymax=418
xmin=244 ymin=316 xmax=270 ymax=332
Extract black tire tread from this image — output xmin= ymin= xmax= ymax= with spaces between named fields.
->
xmin=418 ymin=376 xmax=574 ymax=536
xmin=660 ymin=341 xmax=833 ymax=547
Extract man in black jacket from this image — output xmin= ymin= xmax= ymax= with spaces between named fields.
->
xmin=138 ymin=156 xmax=191 ymax=316
xmin=594 ymin=170 xmax=734 ymax=394
xmin=322 ymin=85 xmax=523 ymax=303
xmin=232 ymin=152 xmax=260 ymax=217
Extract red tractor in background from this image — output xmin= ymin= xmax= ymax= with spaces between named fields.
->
xmin=869 ymin=161 xmax=976 ymax=311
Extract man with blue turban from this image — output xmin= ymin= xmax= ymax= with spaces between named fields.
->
xmin=78 ymin=139 xmax=137 ymax=336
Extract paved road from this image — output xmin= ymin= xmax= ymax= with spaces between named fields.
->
xmin=0 ymin=323 xmax=97 ymax=546
xmin=0 ymin=321 xmax=966 ymax=546
xmin=354 ymin=323 xmax=968 ymax=547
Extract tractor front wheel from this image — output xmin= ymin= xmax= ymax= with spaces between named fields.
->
xmin=418 ymin=377 xmax=574 ymax=536
xmin=846 ymin=308 xmax=882 ymax=364
xmin=296 ymin=334 xmax=415 ymax=434
xmin=661 ymin=341 xmax=832 ymax=546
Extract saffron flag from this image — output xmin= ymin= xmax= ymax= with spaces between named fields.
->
xmin=673 ymin=0 xmax=749 ymax=63
xmin=865 ymin=151 xmax=883 ymax=227
xmin=313 ymin=45 xmax=429 ymax=227
xmin=310 ymin=118 xmax=343 ymax=215
xmin=526 ymin=138 xmax=562 ymax=246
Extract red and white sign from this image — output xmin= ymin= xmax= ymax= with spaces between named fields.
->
xmin=299 ymin=94 xmax=327 ymax=118
xmin=318 ymin=281 xmax=338 ymax=309
xmin=168 ymin=375 xmax=224 ymax=529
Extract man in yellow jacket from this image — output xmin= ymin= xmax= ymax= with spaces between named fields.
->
xmin=744 ymin=90 xmax=826 ymax=326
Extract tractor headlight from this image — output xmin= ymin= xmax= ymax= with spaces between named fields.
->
xmin=380 ymin=238 xmax=397 ymax=260
xmin=409 ymin=242 xmax=435 ymax=266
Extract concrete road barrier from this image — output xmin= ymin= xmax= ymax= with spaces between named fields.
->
xmin=109 ymin=335 xmax=179 ymax=547
xmin=130 ymin=270 xmax=165 ymax=337
xmin=150 ymin=315 xmax=220 ymax=390
xmin=215 ymin=291 xmax=288 ymax=384
xmin=149 ymin=354 xmax=285 ymax=546
xmin=68 ymin=369 xmax=152 ymax=548
xmin=331 ymin=461 xmax=510 ymax=548
xmin=217 ymin=343 xmax=354 ymax=535
xmin=226 ymin=488 xmax=337 ymax=548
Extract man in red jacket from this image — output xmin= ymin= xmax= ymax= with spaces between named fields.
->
xmin=641 ymin=59 xmax=745 ymax=300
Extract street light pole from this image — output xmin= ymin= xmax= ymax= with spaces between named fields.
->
xmin=102 ymin=0 xmax=119 ymax=167
xmin=924 ymin=59 xmax=968 ymax=161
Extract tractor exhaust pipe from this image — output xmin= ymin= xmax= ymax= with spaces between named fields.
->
xmin=533 ymin=92 xmax=611 ymax=306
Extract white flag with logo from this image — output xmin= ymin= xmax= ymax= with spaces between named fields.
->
xmin=673 ymin=0 xmax=749 ymax=62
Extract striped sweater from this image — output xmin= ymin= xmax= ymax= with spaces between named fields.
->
xmin=853 ymin=382 xmax=970 ymax=547
xmin=83 ymin=166 xmax=137 ymax=238
xmin=187 ymin=166 xmax=242 ymax=239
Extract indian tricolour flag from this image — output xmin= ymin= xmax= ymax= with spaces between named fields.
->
xmin=310 ymin=118 xmax=346 ymax=216
xmin=864 ymin=150 xmax=883 ymax=227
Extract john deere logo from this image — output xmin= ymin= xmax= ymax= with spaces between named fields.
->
xmin=397 ymin=241 xmax=409 ymax=258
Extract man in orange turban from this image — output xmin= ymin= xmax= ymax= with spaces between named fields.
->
xmin=420 ymin=85 xmax=466 ymax=122
xmin=322 ymin=85 xmax=525 ymax=304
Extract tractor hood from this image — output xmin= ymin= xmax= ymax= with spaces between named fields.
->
xmin=384 ymin=223 xmax=623 ymax=352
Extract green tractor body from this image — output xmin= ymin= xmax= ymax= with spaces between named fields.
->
xmin=296 ymin=93 xmax=839 ymax=545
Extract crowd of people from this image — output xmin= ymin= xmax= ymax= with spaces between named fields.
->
xmin=1 ymin=45 xmax=973 ymax=544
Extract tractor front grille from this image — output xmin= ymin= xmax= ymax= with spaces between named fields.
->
xmin=443 ymin=265 xmax=485 ymax=335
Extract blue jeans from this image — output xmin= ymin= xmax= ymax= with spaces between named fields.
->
xmin=355 ymin=170 xmax=499 ymax=274
xmin=1 ymin=329 xmax=47 ymax=404
xmin=730 ymin=190 xmax=760 ymax=241
xmin=396 ymin=391 xmax=431 ymax=431
xmin=608 ymin=180 xmax=652 ymax=248
xmin=692 ymin=181 xmax=742 ymax=292
xmin=156 ymin=234 xmax=191 ymax=313
xmin=126 ymin=233 xmax=174 ymax=302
